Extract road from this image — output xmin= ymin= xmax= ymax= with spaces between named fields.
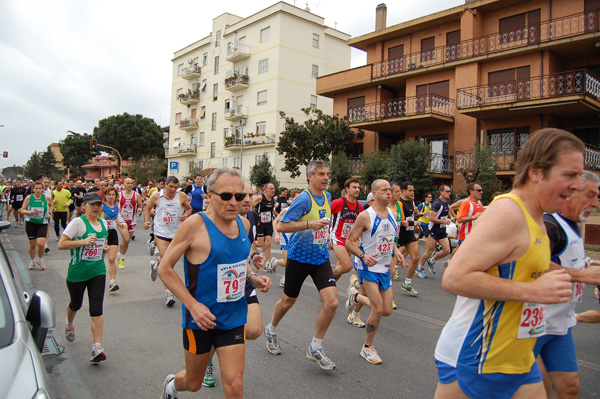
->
xmin=2 ymin=215 xmax=600 ymax=398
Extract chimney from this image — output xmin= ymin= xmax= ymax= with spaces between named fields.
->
xmin=376 ymin=3 xmax=387 ymax=31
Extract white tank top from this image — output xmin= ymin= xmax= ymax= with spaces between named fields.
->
xmin=154 ymin=193 xmax=183 ymax=239
xmin=545 ymin=213 xmax=585 ymax=335
xmin=357 ymin=207 xmax=397 ymax=273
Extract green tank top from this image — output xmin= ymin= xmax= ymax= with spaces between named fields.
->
xmin=68 ymin=215 xmax=108 ymax=282
xmin=27 ymin=195 xmax=48 ymax=224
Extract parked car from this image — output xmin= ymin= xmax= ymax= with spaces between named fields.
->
xmin=0 ymin=221 xmax=56 ymax=398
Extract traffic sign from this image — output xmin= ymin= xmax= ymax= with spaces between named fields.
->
xmin=169 ymin=161 xmax=178 ymax=170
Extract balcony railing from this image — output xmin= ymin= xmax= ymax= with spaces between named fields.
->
xmin=431 ymin=154 xmax=454 ymax=174
xmin=181 ymin=66 xmax=201 ymax=79
xmin=457 ymin=69 xmax=600 ymax=109
xmin=224 ymin=105 xmax=247 ymax=121
xmin=585 ymin=144 xmax=600 ymax=169
xmin=226 ymin=44 xmax=251 ymax=61
xmin=179 ymin=118 xmax=198 ymax=130
xmin=455 ymin=150 xmax=518 ymax=172
xmin=348 ymin=94 xmax=455 ymax=124
xmin=165 ymin=144 xmax=198 ymax=157
xmin=225 ymin=134 xmax=275 ymax=149
xmin=225 ymin=75 xmax=249 ymax=90
xmin=372 ymin=9 xmax=599 ymax=79
xmin=178 ymin=93 xmax=200 ymax=104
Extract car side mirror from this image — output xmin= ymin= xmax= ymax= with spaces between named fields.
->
xmin=26 ymin=291 xmax=56 ymax=352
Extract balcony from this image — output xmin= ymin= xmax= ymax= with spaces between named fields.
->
xmin=178 ymin=92 xmax=200 ymax=105
xmin=347 ymin=94 xmax=455 ymax=132
xmin=225 ymin=134 xmax=275 ymax=150
xmin=179 ymin=118 xmax=198 ymax=131
xmin=226 ymin=44 xmax=251 ymax=62
xmin=456 ymin=70 xmax=600 ymax=119
xmin=455 ymin=150 xmax=517 ymax=173
xmin=224 ymin=105 xmax=248 ymax=121
xmin=585 ymin=144 xmax=600 ymax=170
xmin=431 ymin=154 xmax=453 ymax=174
xmin=165 ymin=144 xmax=198 ymax=158
xmin=181 ymin=66 xmax=201 ymax=80
xmin=225 ymin=74 xmax=249 ymax=91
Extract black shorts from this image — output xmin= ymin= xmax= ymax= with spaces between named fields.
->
xmin=256 ymin=222 xmax=273 ymax=238
xmin=66 ymin=274 xmax=106 ymax=317
xmin=107 ymin=229 xmax=119 ymax=246
xmin=25 ymin=222 xmax=48 ymax=240
xmin=430 ymin=228 xmax=448 ymax=241
xmin=12 ymin=202 xmax=23 ymax=210
xmin=75 ymin=199 xmax=83 ymax=206
xmin=183 ymin=325 xmax=245 ymax=355
xmin=155 ymin=235 xmax=173 ymax=242
xmin=245 ymin=279 xmax=259 ymax=304
xmin=397 ymin=232 xmax=417 ymax=246
xmin=192 ymin=208 xmax=202 ymax=214
xmin=283 ymin=258 xmax=335 ymax=298
xmin=68 ymin=203 xmax=75 ymax=211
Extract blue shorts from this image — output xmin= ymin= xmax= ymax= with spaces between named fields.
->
xmin=533 ymin=328 xmax=578 ymax=372
xmin=435 ymin=359 xmax=542 ymax=399
xmin=419 ymin=223 xmax=430 ymax=238
xmin=357 ymin=268 xmax=391 ymax=290
xmin=430 ymin=228 xmax=448 ymax=241
xmin=280 ymin=244 xmax=288 ymax=251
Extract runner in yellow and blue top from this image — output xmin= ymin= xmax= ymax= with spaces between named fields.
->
xmin=58 ymin=192 xmax=110 ymax=363
xmin=434 ymin=128 xmax=584 ymax=399
xmin=264 ymin=160 xmax=339 ymax=371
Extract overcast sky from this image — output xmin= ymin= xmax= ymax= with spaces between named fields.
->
xmin=0 ymin=0 xmax=463 ymax=172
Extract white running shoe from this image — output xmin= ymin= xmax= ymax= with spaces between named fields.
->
xmin=165 ymin=291 xmax=176 ymax=307
xmin=150 ymin=260 xmax=158 ymax=281
xmin=360 ymin=345 xmax=382 ymax=364
xmin=279 ymin=276 xmax=285 ymax=288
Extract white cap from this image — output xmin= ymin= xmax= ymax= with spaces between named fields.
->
xmin=367 ymin=192 xmax=375 ymax=202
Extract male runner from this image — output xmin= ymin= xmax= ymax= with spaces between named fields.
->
xmin=271 ymin=190 xmax=301 ymax=287
xmin=275 ymin=188 xmax=289 ymax=213
xmin=534 ymin=170 xmax=600 ymax=399
xmin=396 ymin=181 xmax=422 ymax=296
xmin=434 ymin=128 xmax=583 ymax=399
xmin=252 ymin=182 xmax=277 ymax=262
xmin=264 ymin=160 xmax=338 ymax=371
xmin=417 ymin=184 xmax=452 ymax=277
xmin=184 ymin=173 xmax=206 ymax=214
xmin=157 ymin=168 xmax=269 ymax=399
xmin=53 ymin=180 xmax=72 ymax=239
xmin=88 ymin=178 xmax=101 ymax=193
xmin=144 ymin=176 xmax=192 ymax=307
xmin=67 ymin=179 xmax=77 ymax=221
xmin=9 ymin=178 xmax=27 ymax=226
xmin=117 ymin=177 xmax=143 ymax=269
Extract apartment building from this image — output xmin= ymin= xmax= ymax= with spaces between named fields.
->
xmin=317 ymin=0 xmax=600 ymax=190
xmin=167 ymin=2 xmax=350 ymax=187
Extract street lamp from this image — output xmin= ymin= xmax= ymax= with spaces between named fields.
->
xmin=239 ymin=117 xmax=246 ymax=173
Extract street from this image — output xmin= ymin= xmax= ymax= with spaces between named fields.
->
xmin=2 ymin=215 xmax=600 ymax=398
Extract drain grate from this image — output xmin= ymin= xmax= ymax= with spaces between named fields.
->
xmin=42 ymin=336 xmax=61 ymax=356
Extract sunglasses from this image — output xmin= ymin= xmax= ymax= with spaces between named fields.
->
xmin=210 ymin=190 xmax=246 ymax=201
xmin=443 ymin=190 xmax=451 ymax=193
xmin=474 ymin=189 xmax=483 ymax=192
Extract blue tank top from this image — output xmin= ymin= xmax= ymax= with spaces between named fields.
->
xmin=102 ymin=203 xmax=119 ymax=220
xmin=182 ymin=213 xmax=251 ymax=330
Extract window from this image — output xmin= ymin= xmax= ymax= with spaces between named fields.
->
xmin=215 ymin=30 xmax=221 ymax=47
xmin=198 ymin=160 xmax=204 ymax=170
xmin=311 ymin=64 xmax=319 ymax=78
xmin=213 ymin=83 xmax=218 ymax=101
xmin=255 ymin=154 xmax=264 ymax=165
xmin=487 ymin=127 xmax=529 ymax=156
xmin=421 ymin=36 xmax=435 ymax=63
xmin=175 ymin=112 xmax=182 ymax=124
xmin=211 ymin=142 xmax=216 ymax=158
xmin=260 ymin=27 xmax=270 ymax=42
xmin=214 ymin=56 xmax=220 ymax=74
xmin=201 ymin=79 xmax=207 ymax=92
xmin=222 ymin=158 xmax=228 ymax=167
xmin=234 ymin=156 xmax=241 ymax=169
xmin=200 ymin=106 xmax=206 ymax=119
xmin=199 ymin=132 xmax=205 ymax=146
xmin=310 ymin=95 xmax=317 ymax=110
xmin=257 ymin=90 xmax=267 ymax=105
xmin=446 ymin=30 xmax=461 ymax=62
xmin=188 ymin=161 xmax=195 ymax=173
xmin=223 ymin=127 xmax=230 ymax=140
xmin=227 ymin=42 xmax=232 ymax=54
xmin=388 ymin=45 xmax=404 ymax=61
xmin=313 ymin=33 xmax=319 ymax=48
xmin=177 ymin=64 xmax=185 ymax=76
xmin=258 ymin=58 xmax=269 ymax=74
xmin=190 ymin=133 xmax=196 ymax=146
xmin=211 ymin=112 xmax=217 ymax=130
xmin=257 ymin=121 xmax=266 ymax=135
xmin=176 ymin=88 xmax=183 ymax=98
xmin=235 ymin=126 xmax=243 ymax=139
xmin=193 ymin=57 xmax=199 ymax=66
xmin=224 ymin=98 xmax=232 ymax=112
xmin=488 ymin=66 xmax=530 ymax=100
xmin=347 ymin=96 xmax=366 ymax=122
xmin=203 ymin=53 xmax=208 ymax=66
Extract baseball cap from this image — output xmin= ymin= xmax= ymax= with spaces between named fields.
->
xmin=118 ymin=179 xmax=123 ymax=183
xmin=83 ymin=192 xmax=103 ymax=204
xmin=148 ymin=181 xmax=154 ymax=185
xmin=76 ymin=180 xmax=82 ymax=183
xmin=367 ymin=192 xmax=375 ymax=202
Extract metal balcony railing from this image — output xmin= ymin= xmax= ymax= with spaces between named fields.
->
xmin=347 ymin=94 xmax=455 ymax=124
xmin=179 ymin=118 xmax=198 ymax=128
xmin=456 ymin=69 xmax=600 ymax=109
xmin=181 ymin=65 xmax=201 ymax=76
xmin=372 ymin=9 xmax=599 ymax=79
xmin=165 ymin=144 xmax=198 ymax=156
xmin=227 ymin=44 xmax=251 ymax=58
xmin=225 ymin=75 xmax=249 ymax=88
xmin=178 ymin=93 xmax=200 ymax=103
xmin=431 ymin=154 xmax=454 ymax=174
xmin=585 ymin=144 xmax=600 ymax=169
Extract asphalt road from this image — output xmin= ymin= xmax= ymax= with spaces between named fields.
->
xmin=2 ymin=215 xmax=600 ymax=398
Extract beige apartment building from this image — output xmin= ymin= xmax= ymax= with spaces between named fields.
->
xmin=167 ymin=2 xmax=350 ymax=187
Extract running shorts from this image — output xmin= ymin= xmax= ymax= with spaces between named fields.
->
xmin=430 ymin=228 xmax=448 ymax=241
xmin=358 ymin=268 xmax=392 ymax=290
xmin=183 ymin=325 xmax=245 ymax=355
xmin=107 ymin=229 xmax=119 ymax=246
xmin=533 ymin=328 xmax=578 ymax=373
xmin=397 ymin=232 xmax=417 ymax=246
xmin=26 ymin=222 xmax=48 ymax=240
xmin=256 ymin=222 xmax=273 ymax=238
xmin=283 ymin=258 xmax=335 ymax=298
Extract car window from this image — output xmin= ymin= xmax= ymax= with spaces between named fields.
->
xmin=0 ymin=275 xmax=15 ymax=348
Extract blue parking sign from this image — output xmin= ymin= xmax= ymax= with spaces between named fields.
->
xmin=169 ymin=161 xmax=178 ymax=170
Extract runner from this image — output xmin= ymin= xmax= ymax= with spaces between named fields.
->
xmin=417 ymin=184 xmax=452 ymax=278
xmin=144 ymin=176 xmax=192 ymax=307
xmin=451 ymin=182 xmax=484 ymax=268
xmin=57 ymin=192 xmax=110 ymax=363
xmin=52 ymin=180 xmax=72 ymax=240
xmin=264 ymin=160 xmax=338 ymax=371
xmin=184 ymin=173 xmax=206 ymax=214
xmin=117 ymin=177 xmax=143 ymax=269
xmin=275 ymin=188 xmax=290 ymax=213
xmin=157 ymin=168 xmax=269 ymax=399
xmin=534 ymin=170 xmax=600 ymax=399
xmin=3 ymin=181 xmax=12 ymax=221
xmin=73 ymin=180 xmax=86 ymax=216
xmin=270 ymin=190 xmax=301 ymax=288
xmin=19 ymin=181 xmax=54 ymax=270
xmin=396 ymin=181 xmax=422 ymax=297
xmin=67 ymin=179 xmax=77 ymax=221
xmin=9 ymin=178 xmax=27 ymax=226
xmin=252 ymin=182 xmax=277 ymax=263
xmin=101 ymin=187 xmax=129 ymax=292
xmin=434 ymin=128 xmax=583 ymax=399
xmin=417 ymin=193 xmax=433 ymax=239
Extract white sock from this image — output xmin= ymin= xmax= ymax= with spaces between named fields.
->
xmin=166 ymin=380 xmax=178 ymax=397
xmin=352 ymin=311 xmax=359 ymax=317
xmin=268 ymin=323 xmax=277 ymax=335
xmin=110 ymin=279 xmax=116 ymax=285
xmin=310 ymin=337 xmax=323 ymax=351
xmin=405 ymin=278 xmax=412 ymax=285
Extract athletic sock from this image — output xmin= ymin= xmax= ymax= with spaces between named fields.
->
xmin=310 ymin=337 xmax=323 ymax=351
xmin=268 ymin=323 xmax=277 ymax=335
xmin=405 ymin=278 xmax=412 ymax=285
xmin=166 ymin=380 xmax=178 ymax=397
xmin=352 ymin=311 xmax=360 ymax=317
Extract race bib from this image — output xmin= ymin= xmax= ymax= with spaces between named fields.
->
xmin=82 ymin=238 xmax=106 ymax=261
xmin=121 ymin=208 xmax=133 ymax=221
xmin=280 ymin=203 xmax=288 ymax=210
xmin=31 ymin=207 xmax=44 ymax=219
xmin=16 ymin=194 xmax=23 ymax=202
xmin=575 ymin=282 xmax=584 ymax=303
xmin=106 ymin=219 xmax=116 ymax=230
xmin=217 ymin=260 xmax=246 ymax=303
xmin=162 ymin=211 xmax=178 ymax=224
xmin=517 ymin=302 xmax=546 ymax=339
xmin=260 ymin=211 xmax=272 ymax=223
xmin=341 ymin=222 xmax=352 ymax=238
xmin=377 ymin=235 xmax=394 ymax=256
xmin=313 ymin=228 xmax=329 ymax=245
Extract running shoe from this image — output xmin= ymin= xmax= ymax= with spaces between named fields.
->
xmin=427 ymin=257 xmax=436 ymax=274
xmin=306 ymin=346 xmax=336 ymax=370
xmin=443 ymin=259 xmax=450 ymax=268
xmin=264 ymin=326 xmax=281 ymax=355
xmin=392 ymin=300 xmax=397 ymax=310
xmin=90 ymin=344 xmax=106 ymax=362
xmin=401 ymin=282 xmax=419 ymax=296
xmin=28 ymin=259 xmax=36 ymax=270
xmin=37 ymin=258 xmax=46 ymax=270
xmin=345 ymin=286 xmax=358 ymax=313
xmin=269 ymin=257 xmax=278 ymax=273
xmin=150 ymin=260 xmax=158 ymax=281
xmin=349 ymin=273 xmax=360 ymax=290
xmin=130 ymin=234 xmax=135 ymax=240
xmin=147 ymin=239 xmax=155 ymax=256
xmin=154 ymin=247 xmax=160 ymax=256
xmin=347 ymin=313 xmax=366 ymax=328
xmin=279 ymin=276 xmax=285 ymax=288
xmin=65 ymin=324 xmax=75 ymax=342
xmin=161 ymin=374 xmax=177 ymax=399
xmin=202 ymin=363 xmax=216 ymax=387
xmin=109 ymin=282 xmax=119 ymax=292
xmin=117 ymin=257 xmax=125 ymax=270
xmin=360 ymin=345 xmax=382 ymax=364
xmin=394 ymin=270 xmax=400 ymax=280
xmin=165 ymin=291 xmax=176 ymax=307
xmin=44 ymin=247 xmax=50 ymax=254
xmin=415 ymin=267 xmax=427 ymax=279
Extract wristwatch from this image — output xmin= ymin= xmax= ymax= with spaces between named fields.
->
xmin=359 ymin=252 xmax=365 ymax=259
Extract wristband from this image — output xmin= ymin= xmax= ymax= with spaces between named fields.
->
xmin=307 ymin=220 xmax=309 ymax=229
xmin=247 ymin=272 xmax=258 ymax=281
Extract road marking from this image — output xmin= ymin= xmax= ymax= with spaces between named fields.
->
xmin=394 ymin=309 xmax=446 ymax=328
xmin=579 ymin=359 xmax=600 ymax=372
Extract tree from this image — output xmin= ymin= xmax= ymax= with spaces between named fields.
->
xmin=93 ymin=113 xmax=165 ymax=162
xmin=387 ymin=139 xmax=433 ymax=201
xmin=2 ymin=165 xmax=24 ymax=180
xmin=329 ymin=152 xmax=352 ymax=199
xmin=457 ymin=140 xmax=504 ymax=204
xmin=60 ymin=132 xmax=99 ymax=177
xmin=249 ymin=152 xmax=278 ymax=190
xmin=39 ymin=146 xmax=61 ymax=180
xmin=276 ymin=108 xmax=364 ymax=178
xmin=358 ymin=149 xmax=389 ymax=198
xmin=123 ymin=156 xmax=167 ymax=185
xmin=23 ymin=152 xmax=42 ymax=180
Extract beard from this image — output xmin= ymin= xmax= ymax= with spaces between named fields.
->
xmin=579 ymin=209 xmax=593 ymax=223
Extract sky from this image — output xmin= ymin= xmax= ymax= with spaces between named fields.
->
xmin=0 ymin=0 xmax=464 ymax=172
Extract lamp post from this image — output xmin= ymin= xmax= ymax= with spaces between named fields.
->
xmin=239 ymin=117 xmax=246 ymax=173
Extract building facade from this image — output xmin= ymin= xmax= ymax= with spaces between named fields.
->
xmin=317 ymin=0 xmax=600 ymax=191
xmin=167 ymin=2 xmax=351 ymax=187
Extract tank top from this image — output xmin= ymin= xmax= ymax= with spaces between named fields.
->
xmin=398 ymin=197 xmax=416 ymax=238
xmin=357 ymin=207 xmax=397 ymax=273
xmin=68 ymin=216 xmax=108 ymax=282
xmin=154 ymin=193 xmax=184 ymax=239
xmin=27 ymin=194 xmax=48 ymax=224
xmin=102 ymin=203 xmax=119 ymax=230
xmin=330 ymin=197 xmax=361 ymax=241
xmin=182 ymin=213 xmax=251 ymax=330
xmin=256 ymin=195 xmax=275 ymax=225
xmin=189 ymin=184 xmax=205 ymax=209
xmin=435 ymin=193 xmax=550 ymax=375
xmin=418 ymin=202 xmax=432 ymax=224
xmin=119 ymin=191 xmax=137 ymax=221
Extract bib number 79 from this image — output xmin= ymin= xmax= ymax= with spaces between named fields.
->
xmin=224 ymin=279 xmax=239 ymax=294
